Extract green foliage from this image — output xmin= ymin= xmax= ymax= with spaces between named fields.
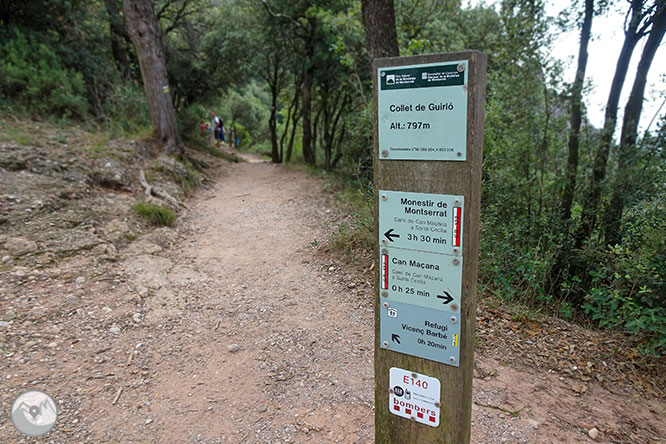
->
xmin=99 ymin=82 xmax=151 ymax=137
xmin=339 ymin=103 xmax=373 ymax=183
xmin=0 ymin=28 xmax=88 ymax=117
xmin=133 ymin=201 xmax=177 ymax=226
xmin=231 ymin=122 xmax=253 ymax=149
xmin=323 ymin=172 xmax=374 ymax=265
xmin=583 ymin=244 xmax=666 ymax=356
xmin=2 ymin=0 xmax=664 ymax=358
xmin=178 ymin=103 xmax=210 ymax=142
xmin=219 ymin=83 xmax=270 ymax=145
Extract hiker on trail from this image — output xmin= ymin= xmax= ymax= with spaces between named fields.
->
xmin=211 ymin=111 xmax=225 ymax=148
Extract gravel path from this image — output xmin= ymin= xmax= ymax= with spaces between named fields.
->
xmin=2 ymin=150 xmax=664 ymax=443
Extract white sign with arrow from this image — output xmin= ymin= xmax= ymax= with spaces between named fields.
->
xmin=380 ymin=248 xmax=462 ymax=312
xmin=379 ymin=190 xmax=464 ymax=256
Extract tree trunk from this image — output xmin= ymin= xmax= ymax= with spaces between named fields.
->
xmin=603 ymin=1 xmax=666 ymax=246
xmin=104 ymin=0 xmax=131 ymax=80
xmin=286 ymin=88 xmax=301 ymax=163
xmin=280 ymin=86 xmax=299 ymax=162
xmin=268 ymin=54 xmax=281 ymax=164
xmin=269 ymin=93 xmax=280 ymax=163
xmin=561 ymin=0 xmax=594 ymax=222
xmin=548 ymin=0 xmax=594 ymax=298
xmin=301 ymin=31 xmax=316 ymax=165
xmin=122 ymin=0 xmax=183 ymax=156
xmin=575 ymin=0 xmax=647 ymax=248
xmin=312 ymin=99 xmax=324 ymax=167
xmin=361 ymin=0 xmax=399 ymax=62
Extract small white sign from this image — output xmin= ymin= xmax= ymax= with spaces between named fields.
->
xmin=389 ymin=367 xmax=441 ymax=427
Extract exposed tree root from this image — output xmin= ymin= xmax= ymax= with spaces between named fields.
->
xmin=139 ymin=169 xmax=188 ymax=210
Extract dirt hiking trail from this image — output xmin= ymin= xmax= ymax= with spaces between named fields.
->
xmin=2 ymin=150 xmax=665 ymax=443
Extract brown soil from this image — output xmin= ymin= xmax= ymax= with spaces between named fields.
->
xmin=1 ymin=145 xmax=665 ymax=443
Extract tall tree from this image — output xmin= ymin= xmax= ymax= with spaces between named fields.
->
xmin=261 ymin=1 xmax=318 ymax=164
xmin=301 ymin=18 xmax=317 ymax=165
xmin=263 ymin=51 xmax=287 ymax=163
xmin=574 ymin=0 xmax=653 ymax=248
xmin=560 ymin=0 xmax=594 ymax=222
xmin=548 ymin=0 xmax=595 ymax=296
xmin=122 ymin=0 xmax=184 ymax=155
xmin=361 ymin=0 xmax=399 ymax=61
xmin=603 ymin=0 xmax=666 ymax=246
xmin=104 ymin=0 xmax=131 ymax=80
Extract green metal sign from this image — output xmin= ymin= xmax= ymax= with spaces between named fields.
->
xmin=380 ymin=300 xmax=460 ymax=367
xmin=379 ymin=190 xmax=464 ymax=256
xmin=378 ymin=61 xmax=468 ymax=161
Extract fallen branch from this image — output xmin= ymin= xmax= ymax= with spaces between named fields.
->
xmin=112 ymin=387 xmax=123 ymax=405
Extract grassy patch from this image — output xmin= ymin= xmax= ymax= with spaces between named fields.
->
xmin=0 ymin=118 xmax=41 ymax=145
xmin=319 ymin=171 xmax=374 ymax=266
xmin=133 ymin=201 xmax=176 ymax=226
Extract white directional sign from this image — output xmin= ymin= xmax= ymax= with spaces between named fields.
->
xmin=389 ymin=367 xmax=441 ymax=427
xmin=380 ymin=248 xmax=462 ymax=311
xmin=379 ymin=190 xmax=464 ymax=256
xmin=379 ymin=189 xmax=465 ymax=364
xmin=381 ymin=301 xmax=460 ymax=366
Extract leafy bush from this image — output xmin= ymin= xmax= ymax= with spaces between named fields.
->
xmin=220 ymin=83 xmax=270 ymax=145
xmin=0 ymin=28 xmax=87 ymax=117
xmin=100 ymin=82 xmax=150 ymax=137
xmin=133 ymin=201 xmax=177 ymax=227
xmin=340 ymin=103 xmax=373 ymax=184
xmin=583 ymin=244 xmax=666 ymax=357
xmin=231 ymin=122 xmax=252 ymax=149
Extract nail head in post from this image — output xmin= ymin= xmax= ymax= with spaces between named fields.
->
xmin=381 ymin=291 xmax=388 ymax=298
xmin=381 ymin=71 xmax=386 ymax=77
xmin=382 ymin=302 xmax=389 ymax=308
xmin=457 ymin=152 xmax=462 ymax=157
xmin=383 ymin=341 xmax=389 ymax=347
xmin=450 ymin=316 xmax=457 ymax=323
xmin=457 ymin=63 xmax=465 ymax=72
xmin=453 ymin=258 xmax=460 ymax=266
xmin=381 ymin=239 xmax=387 ymax=245
xmin=381 ymin=193 xmax=387 ymax=201
xmin=449 ymin=356 xmax=456 ymax=364
xmin=435 ymin=402 xmax=441 ymax=408
xmin=453 ymin=247 xmax=460 ymax=255
xmin=450 ymin=303 xmax=458 ymax=311
xmin=382 ymin=248 xmax=388 ymax=255
xmin=381 ymin=150 xmax=389 ymax=158
xmin=453 ymin=198 xmax=461 ymax=206
xmin=389 ymin=388 xmax=394 ymax=394
xmin=411 ymin=372 xmax=418 ymax=379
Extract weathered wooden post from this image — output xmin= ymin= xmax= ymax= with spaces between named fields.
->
xmin=373 ymin=52 xmax=487 ymax=443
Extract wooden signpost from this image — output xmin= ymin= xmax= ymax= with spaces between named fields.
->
xmin=373 ymin=52 xmax=487 ymax=443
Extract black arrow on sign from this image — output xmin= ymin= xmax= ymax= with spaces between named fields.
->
xmin=384 ymin=229 xmax=400 ymax=242
xmin=391 ymin=334 xmax=401 ymax=344
xmin=437 ymin=291 xmax=454 ymax=305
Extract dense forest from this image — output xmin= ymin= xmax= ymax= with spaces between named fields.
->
xmin=1 ymin=0 xmax=665 ymax=357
